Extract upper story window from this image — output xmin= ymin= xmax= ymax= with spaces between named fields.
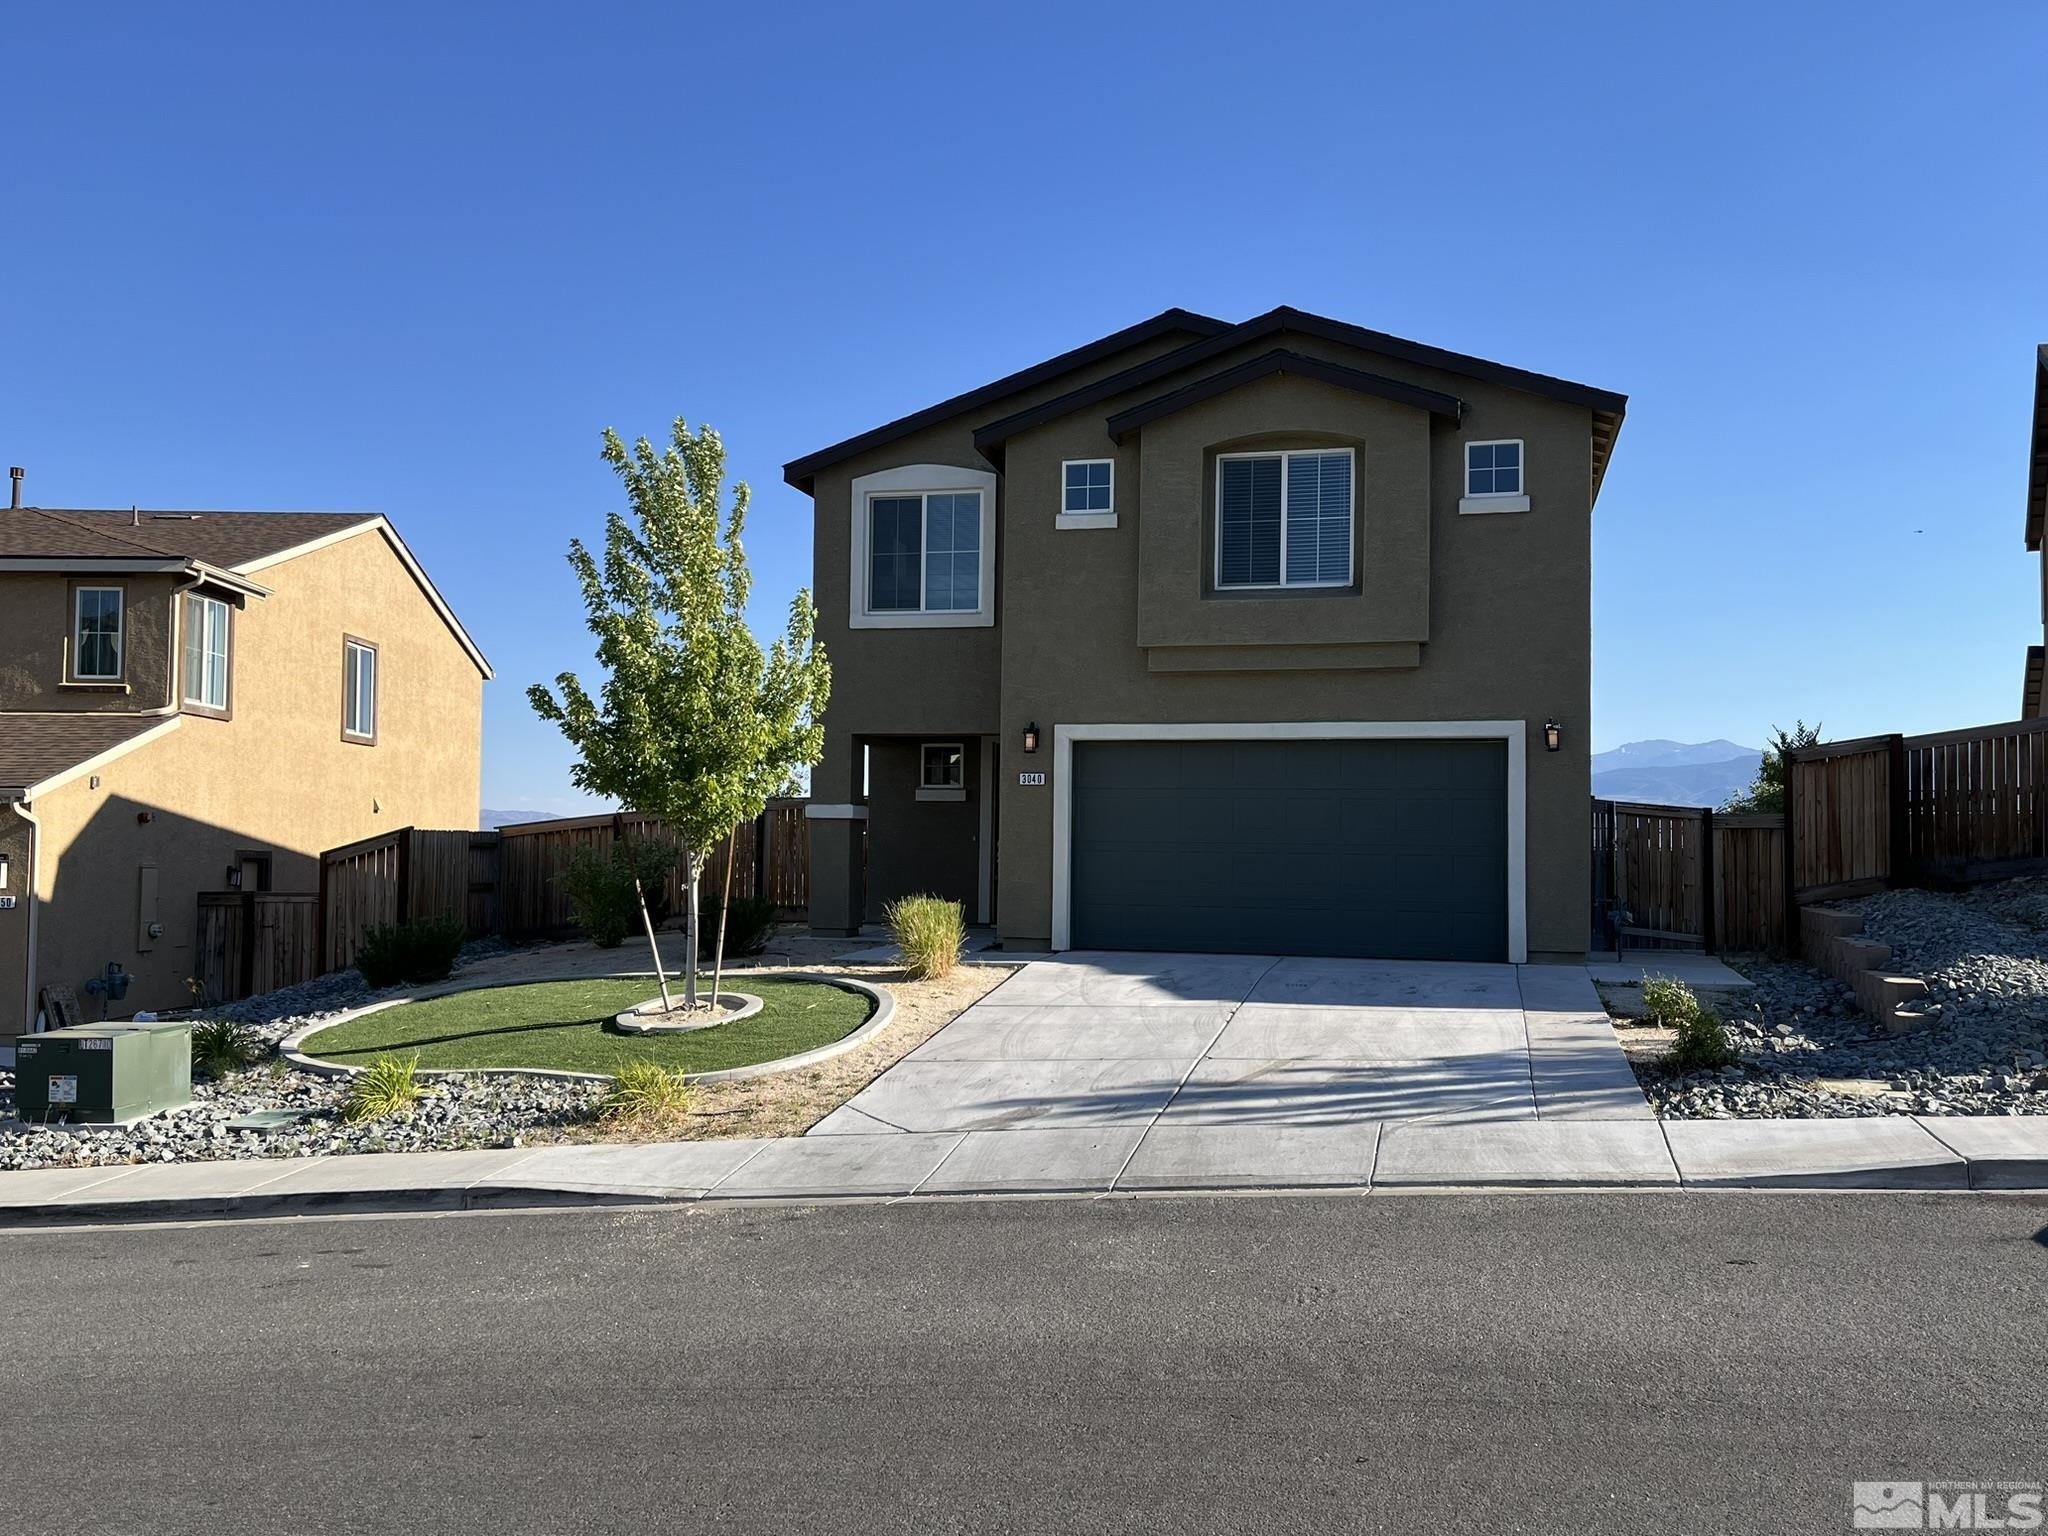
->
xmin=1461 ymin=439 xmax=1529 ymax=514
xmin=871 ymin=492 xmax=982 ymax=613
xmin=343 ymin=636 xmax=378 ymax=743
xmin=1063 ymin=460 xmax=1113 ymax=513
xmin=71 ymin=585 xmax=125 ymax=680
xmin=182 ymin=593 xmax=231 ymax=712
xmin=849 ymin=464 xmax=998 ymax=630
xmin=1466 ymin=440 xmax=1522 ymax=496
xmin=1215 ymin=449 xmax=1354 ymax=590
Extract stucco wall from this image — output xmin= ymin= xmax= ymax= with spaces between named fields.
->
xmin=862 ymin=737 xmax=983 ymax=922
xmin=15 ymin=528 xmax=484 ymax=1029
xmin=0 ymin=811 xmax=31 ymax=1034
xmin=0 ymin=571 xmax=177 ymax=711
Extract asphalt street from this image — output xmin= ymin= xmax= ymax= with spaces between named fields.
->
xmin=3 ymin=1191 xmax=2044 ymax=1535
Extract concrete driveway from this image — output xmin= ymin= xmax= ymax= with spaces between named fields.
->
xmin=811 ymin=952 xmax=1649 ymax=1139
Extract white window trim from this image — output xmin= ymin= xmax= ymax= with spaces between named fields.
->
xmin=849 ymin=464 xmax=998 ymax=630
xmin=182 ymin=593 xmax=231 ymax=709
xmin=343 ymin=638 xmax=377 ymax=741
xmin=1049 ymin=720 xmax=1528 ymax=963
xmin=71 ymin=585 xmax=125 ymax=681
xmin=917 ymin=741 xmax=967 ymax=802
xmin=1460 ymin=438 xmax=1530 ymax=515
xmin=1212 ymin=448 xmax=1356 ymax=591
xmin=1058 ymin=458 xmax=1117 ymax=530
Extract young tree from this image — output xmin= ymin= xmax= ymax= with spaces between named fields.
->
xmin=530 ymin=420 xmax=830 ymax=1010
xmin=1722 ymin=721 xmax=1821 ymax=815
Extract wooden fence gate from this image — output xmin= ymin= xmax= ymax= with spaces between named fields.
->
xmin=194 ymin=891 xmax=321 ymax=1004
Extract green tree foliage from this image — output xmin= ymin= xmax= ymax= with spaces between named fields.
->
xmin=530 ymin=420 xmax=830 ymax=1007
xmin=1722 ymin=721 xmax=1821 ymax=815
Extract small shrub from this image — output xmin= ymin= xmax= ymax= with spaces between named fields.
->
xmin=598 ymin=1062 xmax=692 ymax=1128
xmin=887 ymin=894 xmax=965 ymax=980
xmin=700 ymin=895 xmax=778 ymax=960
xmin=1667 ymin=1007 xmax=1737 ymax=1073
xmin=338 ymin=1053 xmax=425 ymax=1123
xmin=559 ymin=839 xmax=678 ymax=948
xmin=1639 ymin=974 xmax=1700 ymax=1029
xmin=190 ymin=1017 xmax=263 ymax=1079
xmin=356 ymin=917 xmax=467 ymax=988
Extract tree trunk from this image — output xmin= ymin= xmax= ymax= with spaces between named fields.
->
xmin=632 ymin=871 xmax=673 ymax=1012
xmin=710 ymin=837 xmax=736 ymax=1013
xmin=682 ymin=852 xmax=703 ymax=1010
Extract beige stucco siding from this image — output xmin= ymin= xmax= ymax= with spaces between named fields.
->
xmin=0 ymin=572 xmax=177 ymax=711
xmin=16 ymin=528 xmax=483 ymax=1026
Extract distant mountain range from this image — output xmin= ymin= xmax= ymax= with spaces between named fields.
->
xmin=1591 ymin=739 xmax=1762 ymax=808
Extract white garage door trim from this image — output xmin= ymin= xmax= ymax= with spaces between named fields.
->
xmin=1051 ymin=721 xmax=1528 ymax=963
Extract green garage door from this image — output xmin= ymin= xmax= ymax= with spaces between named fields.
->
xmin=1069 ymin=738 xmax=1508 ymax=961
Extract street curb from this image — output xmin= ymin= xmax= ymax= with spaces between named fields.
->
xmin=278 ymin=971 xmax=892 ymax=1085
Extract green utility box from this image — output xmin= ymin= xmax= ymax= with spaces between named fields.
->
xmin=13 ymin=1021 xmax=193 ymax=1125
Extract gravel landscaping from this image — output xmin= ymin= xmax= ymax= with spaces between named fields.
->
xmin=1626 ymin=877 xmax=2048 ymax=1119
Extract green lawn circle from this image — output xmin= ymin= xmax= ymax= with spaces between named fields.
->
xmin=296 ymin=977 xmax=874 ymax=1077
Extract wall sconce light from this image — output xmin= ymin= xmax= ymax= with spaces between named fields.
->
xmin=0 ymin=852 xmax=9 ymax=889
xmin=226 ymin=865 xmax=243 ymax=889
xmin=1023 ymin=721 xmax=1040 ymax=754
xmin=1543 ymin=719 xmax=1562 ymax=753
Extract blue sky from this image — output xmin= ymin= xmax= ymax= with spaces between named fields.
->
xmin=5 ymin=2 xmax=2044 ymax=812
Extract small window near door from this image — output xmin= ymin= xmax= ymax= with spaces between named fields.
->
xmin=343 ymin=636 xmax=378 ymax=743
xmin=182 ymin=593 xmax=231 ymax=713
xmin=918 ymin=742 xmax=965 ymax=801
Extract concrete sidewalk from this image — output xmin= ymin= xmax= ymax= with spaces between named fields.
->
xmin=2 ymin=1115 xmax=2043 ymax=1222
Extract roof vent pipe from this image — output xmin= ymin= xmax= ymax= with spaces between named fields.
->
xmin=8 ymin=467 xmax=21 ymax=509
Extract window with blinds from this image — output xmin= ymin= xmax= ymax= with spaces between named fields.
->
xmin=1215 ymin=448 xmax=1354 ymax=589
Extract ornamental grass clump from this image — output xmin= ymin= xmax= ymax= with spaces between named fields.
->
xmin=338 ymin=1053 xmax=425 ymax=1123
xmin=598 ymin=1062 xmax=693 ymax=1132
xmin=190 ymin=1016 xmax=264 ymax=1080
xmin=887 ymin=894 xmax=965 ymax=980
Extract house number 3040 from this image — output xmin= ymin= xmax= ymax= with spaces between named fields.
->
xmin=1017 ymin=772 xmax=1047 ymax=787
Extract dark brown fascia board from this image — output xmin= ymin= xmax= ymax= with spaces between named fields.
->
xmin=2025 ymin=644 xmax=2044 ymax=719
xmin=2025 ymin=343 xmax=2048 ymax=552
xmin=1105 ymin=349 xmax=1463 ymax=443
xmin=975 ymin=304 xmax=1628 ymax=457
xmin=779 ymin=307 xmax=1231 ymax=493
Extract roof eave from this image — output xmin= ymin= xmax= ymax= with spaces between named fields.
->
xmin=1105 ymin=349 xmax=1463 ymax=444
xmin=780 ymin=308 xmax=1232 ymax=495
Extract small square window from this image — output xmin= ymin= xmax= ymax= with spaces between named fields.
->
xmin=920 ymin=742 xmax=964 ymax=791
xmin=1062 ymin=459 xmax=1114 ymax=515
xmin=1465 ymin=440 xmax=1524 ymax=498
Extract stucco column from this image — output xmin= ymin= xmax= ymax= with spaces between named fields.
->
xmin=807 ymin=728 xmax=865 ymax=935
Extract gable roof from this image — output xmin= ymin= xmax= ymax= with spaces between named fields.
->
xmin=1104 ymin=349 xmax=1464 ymax=443
xmin=780 ymin=308 xmax=1231 ymax=492
xmin=972 ymin=306 xmax=1627 ymax=496
xmin=1 ymin=508 xmax=379 ymax=567
xmin=0 ymin=508 xmax=492 ymax=678
xmin=2026 ymin=344 xmax=2048 ymax=552
xmin=0 ymin=713 xmax=180 ymax=800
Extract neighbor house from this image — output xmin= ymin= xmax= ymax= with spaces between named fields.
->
xmin=2022 ymin=344 xmax=2047 ymax=717
xmin=0 ymin=483 xmax=490 ymax=1038
xmin=784 ymin=307 xmax=1626 ymax=964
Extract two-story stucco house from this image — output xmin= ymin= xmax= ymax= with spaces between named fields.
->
xmin=0 ymin=485 xmax=490 ymax=1037
xmin=785 ymin=307 xmax=1626 ymax=964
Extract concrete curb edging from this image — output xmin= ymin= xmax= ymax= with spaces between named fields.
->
xmin=4 ymin=1114 xmax=2046 ymax=1227
xmin=278 ymin=971 xmax=892 ymax=1086
xmin=612 ymin=992 xmax=764 ymax=1034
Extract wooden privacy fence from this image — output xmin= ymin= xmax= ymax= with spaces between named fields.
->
xmin=193 ymin=891 xmax=320 ymax=1004
xmin=1591 ymin=801 xmax=1788 ymax=955
xmin=1788 ymin=717 xmax=2048 ymax=897
xmin=494 ymin=801 xmax=809 ymax=939
xmin=1594 ymin=716 xmax=2048 ymax=955
xmin=318 ymin=826 xmax=504 ymax=973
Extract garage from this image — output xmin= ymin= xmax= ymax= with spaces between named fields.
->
xmin=1065 ymin=736 xmax=1510 ymax=962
